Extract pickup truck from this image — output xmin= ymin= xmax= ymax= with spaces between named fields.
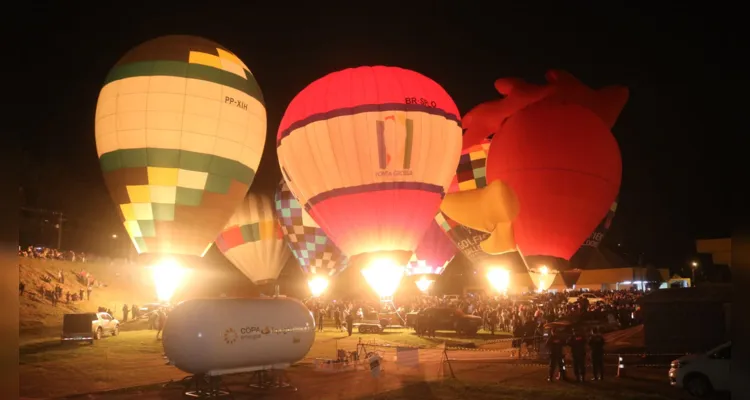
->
xmin=61 ymin=312 xmax=120 ymax=344
xmin=414 ymin=307 xmax=483 ymax=335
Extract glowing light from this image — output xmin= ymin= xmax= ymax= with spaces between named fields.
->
xmin=361 ymin=258 xmax=404 ymax=297
xmin=529 ymin=266 xmax=556 ymax=292
xmin=486 ymin=267 xmax=510 ymax=293
xmin=415 ymin=276 xmax=435 ymax=293
xmin=308 ymin=276 xmax=329 ymax=297
xmin=150 ymin=258 xmax=189 ymax=302
xmin=111 ymin=234 xmax=117 ymax=239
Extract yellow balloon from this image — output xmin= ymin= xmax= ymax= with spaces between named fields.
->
xmin=94 ymin=35 xmax=266 ymax=257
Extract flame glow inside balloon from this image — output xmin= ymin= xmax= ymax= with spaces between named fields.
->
xmin=274 ymin=179 xmax=348 ymax=278
xmin=486 ymin=100 xmax=621 ymax=260
xmin=216 ymin=194 xmax=290 ymax=285
xmin=406 ymin=220 xmax=457 ymax=277
xmin=94 ymin=35 xmax=266 ymax=256
xmin=277 ymin=66 xmax=462 ymax=263
xmin=435 ymin=140 xmax=492 ymax=264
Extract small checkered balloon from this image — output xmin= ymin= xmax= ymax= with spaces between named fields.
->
xmin=274 ymin=180 xmax=348 ymax=277
xmin=215 ymin=193 xmax=291 ymax=285
xmin=436 ymin=140 xmax=493 ymax=265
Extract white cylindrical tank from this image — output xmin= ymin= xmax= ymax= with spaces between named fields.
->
xmin=163 ymin=297 xmax=315 ymax=376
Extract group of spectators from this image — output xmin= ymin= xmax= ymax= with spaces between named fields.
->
xmin=19 ymin=245 xmax=87 ymax=262
xmin=306 ymin=288 xmax=644 ymax=340
xmin=19 ymin=267 xmax=95 ymax=306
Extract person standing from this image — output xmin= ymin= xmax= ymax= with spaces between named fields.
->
xmin=546 ymin=328 xmax=567 ymax=382
xmin=317 ymin=307 xmax=324 ymax=332
xmin=589 ymin=328 xmax=605 ymax=380
xmin=334 ymin=307 xmax=342 ymax=331
xmin=345 ymin=309 xmax=354 ymax=336
xmin=156 ymin=309 xmax=167 ymax=340
xmin=148 ymin=310 xmax=157 ymax=330
xmin=567 ymin=328 xmax=587 ymax=382
xmin=122 ymin=304 xmax=129 ymax=322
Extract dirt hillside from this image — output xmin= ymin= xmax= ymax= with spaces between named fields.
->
xmin=18 ymin=256 xmax=256 ymax=339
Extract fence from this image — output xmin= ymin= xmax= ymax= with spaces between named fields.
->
xmin=309 ymin=335 xmax=687 ymax=382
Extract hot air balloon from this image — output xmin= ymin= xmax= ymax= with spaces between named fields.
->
xmin=406 ymin=220 xmax=457 ymax=293
xmin=216 ymin=194 xmax=291 ymax=291
xmin=274 ymin=179 xmax=348 ymax=297
xmin=435 ymin=140 xmax=495 ymax=267
xmin=442 ymin=70 xmax=627 ymax=273
xmin=581 ymin=199 xmax=618 ymax=249
xmin=277 ymin=66 xmax=462 ymax=298
xmin=94 ymin=35 xmax=266 ymax=260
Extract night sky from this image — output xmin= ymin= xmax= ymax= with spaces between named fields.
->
xmin=23 ymin=5 xmax=735 ymax=272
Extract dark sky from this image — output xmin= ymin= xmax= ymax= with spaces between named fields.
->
xmin=23 ymin=4 xmax=735 ymax=269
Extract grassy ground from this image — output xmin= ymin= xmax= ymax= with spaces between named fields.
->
xmin=19 ymin=324 xmax=509 ymax=398
xmin=63 ymin=358 xmax=695 ymax=400
xmin=314 ymin=327 xmax=509 ymax=349
xmin=19 ymin=330 xmax=187 ymax=398
xmin=368 ymin=379 xmax=693 ymax=400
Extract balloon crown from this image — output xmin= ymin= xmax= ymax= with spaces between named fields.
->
xmin=462 ymin=70 xmax=629 ymax=149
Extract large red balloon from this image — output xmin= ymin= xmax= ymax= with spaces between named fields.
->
xmin=276 ymin=66 xmax=462 ymax=265
xmin=463 ymin=70 xmax=627 ymax=261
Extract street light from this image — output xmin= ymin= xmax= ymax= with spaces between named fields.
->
xmin=690 ymin=261 xmax=698 ymax=286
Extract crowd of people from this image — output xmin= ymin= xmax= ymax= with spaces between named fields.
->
xmin=305 ymin=288 xmax=644 ymax=339
xmin=19 ymin=245 xmax=87 ymax=262
xmin=19 ymin=266 xmax=100 ymax=307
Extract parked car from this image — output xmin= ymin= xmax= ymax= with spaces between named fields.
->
xmin=568 ymin=292 xmax=606 ymax=305
xmin=414 ymin=307 xmax=482 ymax=335
xmin=669 ymin=341 xmax=731 ymax=398
xmin=61 ymin=312 xmax=120 ymax=344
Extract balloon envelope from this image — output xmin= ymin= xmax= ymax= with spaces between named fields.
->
xmin=435 ymin=140 xmax=493 ymax=265
xmin=452 ymin=71 xmax=625 ymax=261
xmin=216 ymin=194 xmax=290 ymax=285
xmin=274 ymin=179 xmax=348 ymax=277
xmin=487 ymin=100 xmax=620 ymax=259
xmin=94 ymin=35 xmax=266 ymax=257
xmin=405 ymin=220 xmax=457 ymax=277
xmin=276 ymin=66 xmax=462 ymax=264
xmin=581 ymin=199 xmax=618 ymax=249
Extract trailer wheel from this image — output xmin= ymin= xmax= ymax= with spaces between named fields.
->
xmin=358 ymin=325 xmax=366 ymax=333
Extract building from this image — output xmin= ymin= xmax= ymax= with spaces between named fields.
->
xmin=696 ymin=238 xmax=731 ymax=266
xmin=505 ymin=247 xmax=668 ymax=293
xmin=638 ymin=285 xmax=731 ymax=353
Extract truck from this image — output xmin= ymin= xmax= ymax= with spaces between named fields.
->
xmin=414 ymin=307 xmax=483 ymax=335
xmin=61 ymin=312 xmax=120 ymax=344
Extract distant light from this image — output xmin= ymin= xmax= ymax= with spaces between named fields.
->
xmin=111 ymin=234 xmax=117 ymax=239
xmin=691 ymin=261 xmax=698 ymax=267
